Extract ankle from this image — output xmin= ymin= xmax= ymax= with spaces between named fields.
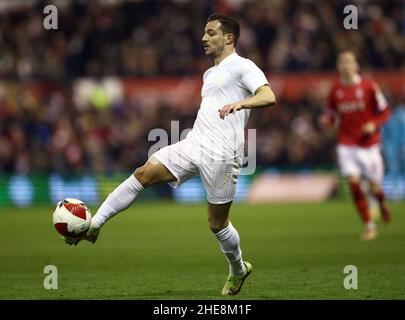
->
xmin=365 ymin=221 xmax=376 ymax=230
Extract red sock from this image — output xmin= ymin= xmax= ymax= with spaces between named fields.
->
xmin=373 ymin=189 xmax=391 ymax=223
xmin=373 ymin=189 xmax=385 ymax=203
xmin=349 ymin=181 xmax=371 ymax=223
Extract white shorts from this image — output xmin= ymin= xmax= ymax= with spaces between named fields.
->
xmin=151 ymin=138 xmax=240 ymax=204
xmin=337 ymin=144 xmax=384 ymax=183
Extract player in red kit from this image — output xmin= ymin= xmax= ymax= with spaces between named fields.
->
xmin=320 ymin=51 xmax=391 ymax=241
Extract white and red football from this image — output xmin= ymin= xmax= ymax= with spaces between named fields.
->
xmin=53 ymin=198 xmax=92 ymax=237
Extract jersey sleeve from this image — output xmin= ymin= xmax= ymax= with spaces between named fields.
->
xmin=327 ymin=87 xmax=337 ymax=112
xmin=324 ymin=86 xmax=339 ymax=119
xmin=321 ymin=86 xmax=338 ymax=126
xmin=238 ymin=59 xmax=269 ymax=95
xmin=370 ymin=81 xmax=391 ymax=127
xmin=371 ymin=82 xmax=388 ymax=111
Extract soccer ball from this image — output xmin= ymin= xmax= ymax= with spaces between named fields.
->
xmin=53 ymin=198 xmax=92 ymax=237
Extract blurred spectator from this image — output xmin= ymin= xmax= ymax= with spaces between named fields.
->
xmin=382 ymin=101 xmax=405 ymax=199
xmin=383 ymin=102 xmax=405 ymax=175
xmin=0 ymin=0 xmax=404 ymax=80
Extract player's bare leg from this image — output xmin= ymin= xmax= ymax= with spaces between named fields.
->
xmin=208 ymin=202 xmax=252 ymax=295
xmin=133 ymin=157 xmax=177 ymax=188
xmin=66 ymin=157 xmax=176 ymax=245
xmin=347 ymin=176 xmax=377 ymax=240
xmin=370 ymin=181 xmax=391 ymax=223
xmin=92 ymin=156 xmax=176 ymax=228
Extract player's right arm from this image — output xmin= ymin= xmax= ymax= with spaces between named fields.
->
xmin=319 ymin=86 xmax=338 ymax=129
xmin=361 ymin=82 xmax=391 ymax=135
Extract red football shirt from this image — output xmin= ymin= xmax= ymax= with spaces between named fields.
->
xmin=326 ymin=75 xmax=390 ymax=147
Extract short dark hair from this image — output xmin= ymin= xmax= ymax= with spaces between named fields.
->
xmin=207 ymin=14 xmax=240 ymax=46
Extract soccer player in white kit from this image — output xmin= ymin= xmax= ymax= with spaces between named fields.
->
xmin=65 ymin=14 xmax=276 ymax=296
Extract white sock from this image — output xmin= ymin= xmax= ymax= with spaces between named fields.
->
xmin=91 ymin=175 xmax=144 ymax=229
xmin=213 ymin=222 xmax=245 ymax=276
xmin=366 ymin=220 xmax=376 ymax=230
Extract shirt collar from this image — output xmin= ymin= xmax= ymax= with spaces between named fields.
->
xmin=340 ymin=74 xmax=361 ymax=85
xmin=216 ymin=52 xmax=238 ymax=67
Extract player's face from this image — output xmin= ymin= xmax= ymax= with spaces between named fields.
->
xmin=337 ymin=52 xmax=359 ymax=78
xmin=202 ymin=20 xmax=227 ymax=57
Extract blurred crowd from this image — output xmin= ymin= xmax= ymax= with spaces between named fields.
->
xmin=0 ymin=0 xmax=404 ymax=80
xmin=2 ymin=79 xmax=403 ymax=175
xmin=0 ymin=0 xmax=405 ymax=175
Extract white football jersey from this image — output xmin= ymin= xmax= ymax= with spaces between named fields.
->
xmin=187 ymin=52 xmax=269 ymax=162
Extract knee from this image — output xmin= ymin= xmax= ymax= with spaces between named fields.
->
xmin=347 ymin=176 xmax=359 ymax=185
xmin=370 ymin=183 xmax=381 ymax=194
xmin=347 ymin=177 xmax=361 ymax=193
xmin=134 ymin=165 xmax=151 ymax=187
xmin=208 ymin=218 xmax=228 ymax=233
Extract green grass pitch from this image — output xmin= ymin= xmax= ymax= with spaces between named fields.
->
xmin=0 ymin=201 xmax=404 ymax=299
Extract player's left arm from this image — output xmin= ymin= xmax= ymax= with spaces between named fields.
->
xmin=218 ymin=85 xmax=276 ymax=120
xmin=362 ymin=83 xmax=391 ymax=134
